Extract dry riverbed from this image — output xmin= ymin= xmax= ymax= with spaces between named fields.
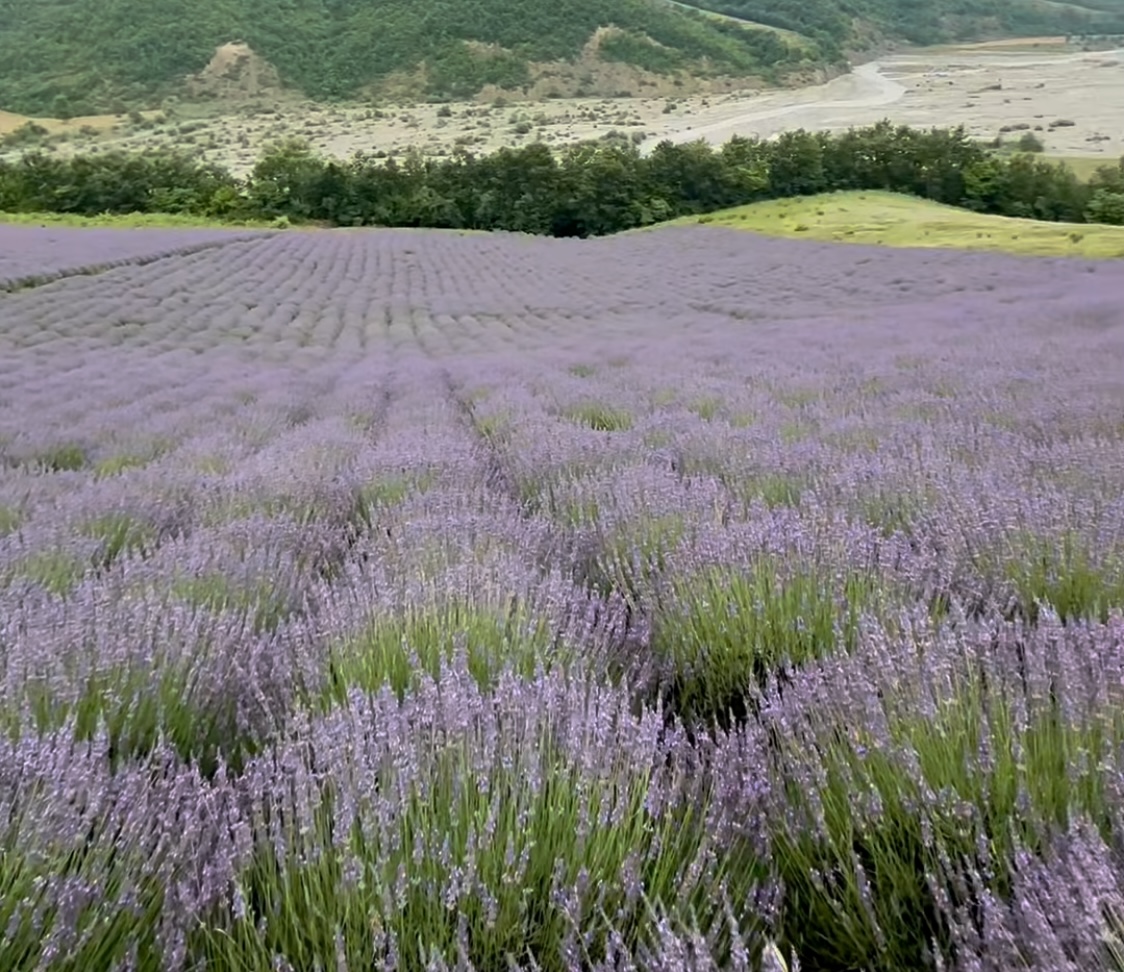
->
xmin=2 ymin=39 xmax=1122 ymax=175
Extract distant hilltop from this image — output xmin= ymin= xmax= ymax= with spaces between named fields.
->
xmin=1 ymin=0 xmax=1123 ymax=115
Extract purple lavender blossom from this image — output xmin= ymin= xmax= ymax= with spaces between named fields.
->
xmin=1 ymin=224 xmax=1124 ymax=970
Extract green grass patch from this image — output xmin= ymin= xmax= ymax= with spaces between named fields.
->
xmin=28 ymin=442 xmax=86 ymax=472
xmin=729 ymin=471 xmax=807 ymax=509
xmin=93 ymin=454 xmax=151 ymax=478
xmin=359 ymin=471 xmax=436 ymax=508
xmin=1004 ymin=532 xmax=1124 ymax=624
xmin=567 ymin=363 xmax=597 ymax=378
xmin=1050 ymin=154 xmax=1116 ymax=183
xmin=0 ymin=792 xmax=169 ymax=971
xmin=473 ymin=409 xmax=513 ymax=445
xmin=172 ymin=573 xmax=299 ymax=636
xmin=652 ymin=560 xmax=877 ymax=729
xmin=323 ymin=597 xmax=569 ymax=706
xmin=823 ymin=426 xmax=881 ymax=455
xmin=12 ymin=653 xmax=260 ymax=778
xmin=668 ymin=190 xmax=1124 ymax=259
xmin=0 ymin=505 xmax=20 ymax=537
xmin=779 ymin=420 xmax=817 ymax=445
xmin=0 ymin=210 xmax=276 ymax=230
xmin=191 ymin=454 xmax=231 ymax=476
xmin=563 ymin=401 xmax=634 ymax=432
xmin=849 ymin=486 xmax=933 ymax=539
xmin=775 ymin=388 xmax=820 ymax=409
xmin=80 ymin=512 xmax=158 ymax=569
xmin=688 ymin=396 xmax=723 ymax=421
xmin=91 ymin=438 xmax=173 ymax=479
xmin=15 ymin=549 xmax=87 ymax=595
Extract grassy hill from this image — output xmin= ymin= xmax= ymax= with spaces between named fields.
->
xmin=681 ymin=0 xmax=1124 ymax=50
xmin=0 ymin=0 xmax=829 ymax=116
xmin=670 ymin=189 xmax=1124 ymax=258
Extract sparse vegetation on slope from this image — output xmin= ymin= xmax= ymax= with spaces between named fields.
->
xmin=0 ymin=0 xmax=828 ymax=116
xmin=681 ymin=0 xmax=1124 ymax=49
xmin=679 ymin=189 xmax=1124 ymax=257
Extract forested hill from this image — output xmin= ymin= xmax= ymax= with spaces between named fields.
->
xmin=3 ymin=0 xmax=1123 ymax=117
xmin=686 ymin=0 xmax=1124 ymax=50
xmin=0 ymin=0 xmax=829 ymax=116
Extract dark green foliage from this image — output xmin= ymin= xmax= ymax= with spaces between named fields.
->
xmin=1 ymin=121 xmax=1120 ymax=237
xmin=2 ymin=0 xmax=1121 ymax=114
xmin=686 ymin=0 xmax=1124 ymax=48
xmin=0 ymin=0 xmax=818 ymax=115
xmin=0 ymin=149 xmax=241 ymax=218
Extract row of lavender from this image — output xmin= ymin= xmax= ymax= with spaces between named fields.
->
xmin=0 ymin=225 xmax=270 ymax=293
xmin=1 ymin=227 xmax=1124 ymax=970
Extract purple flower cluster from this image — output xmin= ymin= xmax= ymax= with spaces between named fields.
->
xmin=2 ymin=225 xmax=1124 ymax=970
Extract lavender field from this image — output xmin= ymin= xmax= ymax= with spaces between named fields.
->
xmin=2 ymin=222 xmax=1124 ymax=972
xmin=0 ymin=225 xmax=267 ymax=293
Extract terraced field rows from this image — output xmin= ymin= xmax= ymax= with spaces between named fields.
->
xmin=2 ymin=223 xmax=1124 ymax=970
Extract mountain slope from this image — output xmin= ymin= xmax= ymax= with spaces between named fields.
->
xmin=0 ymin=0 xmax=828 ymax=115
xmin=682 ymin=0 xmax=1124 ymax=49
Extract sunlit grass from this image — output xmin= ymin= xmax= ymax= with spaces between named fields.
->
xmin=670 ymin=190 xmax=1124 ymax=258
xmin=563 ymin=401 xmax=634 ymax=432
xmin=0 ymin=210 xmax=277 ymax=229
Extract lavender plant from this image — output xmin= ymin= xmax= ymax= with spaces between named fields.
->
xmin=195 ymin=666 xmax=772 ymax=972
xmin=1 ymin=223 xmax=1124 ymax=971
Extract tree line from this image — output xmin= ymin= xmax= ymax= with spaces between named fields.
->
xmin=2 ymin=121 xmax=1123 ymax=236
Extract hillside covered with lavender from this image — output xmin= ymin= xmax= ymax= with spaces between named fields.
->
xmin=2 ymin=223 xmax=1124 ymax=970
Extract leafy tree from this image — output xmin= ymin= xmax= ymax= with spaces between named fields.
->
xmin=1086 ymin=188 xmax=1124 ymax=225
xmin=1 ymin=120 xmax=1116 ymax=235
xmin=1089 ymin=157 xmax=1124 ymax=195
xmin=766 ymin=130 xmax=829 ymax=197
